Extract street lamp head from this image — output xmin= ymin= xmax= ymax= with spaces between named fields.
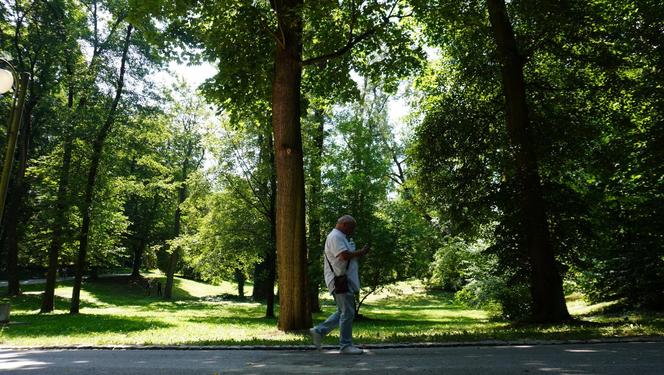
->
xmin=0 ymin=68 xmax=13 ymax=94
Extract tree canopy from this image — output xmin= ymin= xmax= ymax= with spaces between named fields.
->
xmin=0 ymin=0 xmax=661 ymax=328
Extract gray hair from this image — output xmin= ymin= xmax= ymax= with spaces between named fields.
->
xmin=337 ymin=215 xmax=356 ymax=225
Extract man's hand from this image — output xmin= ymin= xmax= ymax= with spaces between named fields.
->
xmin=360 ymin=244 xmax=371 ymax=257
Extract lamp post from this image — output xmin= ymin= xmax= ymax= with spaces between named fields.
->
xmin=0 ymin=59 xmax=29 ymax=221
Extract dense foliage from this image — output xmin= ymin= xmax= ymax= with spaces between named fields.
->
xmin=0 ymin=0 xmax=660 ymax=325
xmin=410 ymin=0 xmax=664 ymax=316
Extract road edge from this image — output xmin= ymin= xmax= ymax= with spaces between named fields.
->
xmin=1 ymin=336 xmax=663 ymax=351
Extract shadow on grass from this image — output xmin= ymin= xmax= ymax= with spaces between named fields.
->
xmin=1 ymin=276 xmax=235 ymax=317
xmin=186 ymin=315 xmax=278 ymax=327
xmin=1 ymin=313 xmax=172 ymax=338
xmin=362 ymin=291 xmax=466 ymax=310
xmin=0 ymin=289 xmax=105 ymax=311
xmin=2 ymin=276 xmax=270 ymax=320
xmin=4 ymin=279 xmax=661 ymax=346
xmin=79 ymin=276 xmax=199 ymax=307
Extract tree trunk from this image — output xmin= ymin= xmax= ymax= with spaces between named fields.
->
xmin=486 ymin=0 xmax=570 ymax=323
xmin=163 ymin=249 xmax=178 ymax=299
xmin=307 ymin=109 xmax=325 ymax=313
xmin=265 ymin=154 xmax=277 ymax=318
xmin=130 ymin=191 xmax=159 ymax=278
xmin=252 ymin=134 xmax=271 ymax=302
xmin=40 ymin=138 xmax=73 ymax=312
xmin=163 ymin=182 xmax=185 ymax=300
xmin=251 ymin=132 xmax=277 ymax=318
xmin=164 ymin=139 xmax=191 ymax=300
xmin=41 ymin=57 xmax=77 ymax=313
xmin=0 ymin=73 xmax=29 ymax=296
xmin=271 ymin=0 xmax=311 ymax=331
xmin=3 ymin=98 xmax=34 ymax=296
xmin=70 ymin=25 xmax=133 ymax=314
xmin=252 ymin=260 xmax=271 ymax=300
xmin=126 ymin=159 xmax=143 ymax=279
xmin=235 ymin=268 xmax=245 ymax=298
xmin=130 ymin=239 xmax=145 ymax=278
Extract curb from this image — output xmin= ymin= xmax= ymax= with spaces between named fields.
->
xmin=2 ymin=336 xmax=663 ymax=351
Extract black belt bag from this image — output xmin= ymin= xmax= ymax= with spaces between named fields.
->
xmin=325 ymin=253 xmax=350 ymax=294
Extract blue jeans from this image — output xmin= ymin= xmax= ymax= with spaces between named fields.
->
xmin=312 ymin=292 xmax=356 ymax=350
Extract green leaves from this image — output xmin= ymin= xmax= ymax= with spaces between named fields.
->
xmin=410 ymin=0 xmax=664 ymax=312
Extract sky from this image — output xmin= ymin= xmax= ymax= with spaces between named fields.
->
xmin=157 ymin=61 xmax=413 ymax=175
xmin=158 ymin=61 xmax=412 ymax=129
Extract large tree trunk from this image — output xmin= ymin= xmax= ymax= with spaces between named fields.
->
xmin=486 ymin=0 xmax=570 ymax=323
xmin=70 ymin=25 xmax=133 ymax=314
xmin=272 ymin=0 xmax=311 ymax=331
xmin=307 ymin=109 xmax=325 ymax=313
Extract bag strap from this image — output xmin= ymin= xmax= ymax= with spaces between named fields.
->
xmin=324 ymin=251 xmax=350 ymax=276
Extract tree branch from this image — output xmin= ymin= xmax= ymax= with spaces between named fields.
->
xmin=301 ymin=28 xmax=376 ymax=67
xmin=269 ymin=0 xmax=287 ymax=50
xmin=222 ymin=131 xmax=271 ymax=215
xmin=245 ymin=1 xmax=285 ymax=50
xmin=301 ymin=0 xmax=410 ymax=67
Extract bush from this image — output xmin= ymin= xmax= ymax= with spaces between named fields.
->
xmin=451 ymin=241 xmax=533 ymax=321
xmin=426 ymin=237 xmax=476 ymax=292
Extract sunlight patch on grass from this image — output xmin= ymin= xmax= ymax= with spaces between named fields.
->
xmin=1 ymin=277 xmax=662 ymax=347
xmin=566 ymin=293 xmax=618 ymax=316
xmin=360 ymin=280 xmax=429 ymax=303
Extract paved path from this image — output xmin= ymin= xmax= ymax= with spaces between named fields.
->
xmin=0 ymin=274 xmax=131 ymax=287
xmin=1 ymin=342 xmax=662 ymax=374
xmin=0 ymin=277 xmax=73 ymax=287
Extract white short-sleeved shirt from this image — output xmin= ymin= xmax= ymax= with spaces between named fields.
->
xmin=323 ymin=228 xmax=360 ymax=293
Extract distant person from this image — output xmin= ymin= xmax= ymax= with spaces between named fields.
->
xmin=310 ymin=215 xmax=370 ymax=354
xmin=145 ymin=279 xmax=152 ymax=296
xmin=157 ymin=281 xmax=162 ymax=297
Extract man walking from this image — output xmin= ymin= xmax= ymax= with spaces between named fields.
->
xmin=310 ymin=215 xmax=370 ymax=354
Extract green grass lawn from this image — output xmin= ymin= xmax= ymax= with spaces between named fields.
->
xmin=1 ymin=274 xmax=662 ymax=347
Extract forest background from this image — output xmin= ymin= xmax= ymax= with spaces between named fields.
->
xmin=0 ymin=0 xmax=661 ymax=333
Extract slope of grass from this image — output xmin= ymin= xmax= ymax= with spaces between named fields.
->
xmin=0 ymin=276 xmax=662 ymax=347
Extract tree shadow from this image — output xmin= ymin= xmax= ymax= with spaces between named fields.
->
xmin=186 ymin=315 xmax=277 ymax=326
xmin=1 ymin=276 xmax=236 ymax=315
xmin=0 ymin=289 xmax=105 ymax=311
xmin=1 ymin=313 xmax=172 ymax=338
xmin=77 ymin=276 xmax=198 ymax=307
xmin=362 ymin=291 xmax=466 ymax=310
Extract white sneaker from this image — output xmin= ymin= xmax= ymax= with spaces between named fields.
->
xmin=309 ymin=328 xmax=322 ymax=350
xmin=340 ymin=345 xmax=363 ymax=355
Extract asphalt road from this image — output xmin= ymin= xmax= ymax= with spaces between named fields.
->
xmin=1 ymin=342 xmax=662 ymax=374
